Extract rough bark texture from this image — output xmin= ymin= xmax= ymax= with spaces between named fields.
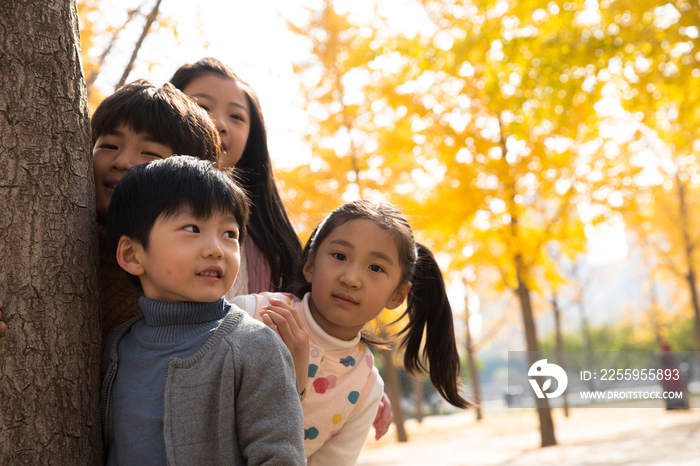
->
xmin=0 ymin=1 xmax=102 ymax=464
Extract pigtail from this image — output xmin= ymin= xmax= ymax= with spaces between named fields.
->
xmin=397 ymin=244 xmax=471 ymax=409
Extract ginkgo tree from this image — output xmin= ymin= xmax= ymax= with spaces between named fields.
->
xmin=280 ymin=0 xmax=397 ymax=234
xmin=594 ymin=0 xmax=700 ymax=353
xmin=382 ymin=0 xmax=603 ymax=447
xmin=281 ymin=1 xmax=423 ymax=440
xmin=282 ymin=0 xmax=654 ymax=447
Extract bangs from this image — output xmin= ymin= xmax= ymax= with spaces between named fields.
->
xmin=91 ymin=80 xmax=219 ymax=164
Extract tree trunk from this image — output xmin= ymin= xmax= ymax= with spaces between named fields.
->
xmin=411 ymin=377 xmax=424 ymax=423
xmin=380 ymin=349 xmax=408 ymax=442
xmin=464 ymin=288 xmax=482 ymax=420
xmin=0 ymin=1 xmax=102 ymax=464
xmin=551 ymin=292 xmax=569 ymax=417
xmin=642 ymin=252 xmax=664 ymax=346
xmin=515 ymin=261 xmax=556 ymax=447
xmin=676 ymin=178 xmax=700 ymax=365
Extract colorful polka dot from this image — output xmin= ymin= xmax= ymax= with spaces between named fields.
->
xmin=357 ymin=343 xmax=366 ymax=351
xmin=366 ymin=355 xmax=373 ymax=367
xmin=314 ymin=378 xmax=330 ymax=394
xmin=308 ymin=364 xmax=318 ymax=378
xmin=340 ymin=356 xmax=356 ymax=367
xmin=313 ymin=375 xmax=336 ymax=394
xmin=348 ymin=391 xmax=360 ymax=404
xmin=305 ymin=427 xmax=319 ymax=440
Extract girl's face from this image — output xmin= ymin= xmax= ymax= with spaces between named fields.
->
xmin=182 ymin=74 xmax=251 ymax=168
xmin=303 ymin=219 xmax=411 ymax=341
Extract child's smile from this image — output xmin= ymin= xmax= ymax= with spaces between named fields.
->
xmin=303 ymin=219 xmax=410 ymax=340
xmin=197 ymin=266 xmax=223 ymax=279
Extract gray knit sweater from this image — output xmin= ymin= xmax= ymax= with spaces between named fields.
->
xmin=102 ymin=300 xmax=306 ymax=465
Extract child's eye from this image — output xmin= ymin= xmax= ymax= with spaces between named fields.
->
xmin=369 ymin=264 xmax=385 ymax=273
xmin=331 ymin=252 xmax=346 ymax=261
xmin=230 ymin=114 xmax=245 ymax=122
xmin=97 ymin=144 xmax=118 ymax=150
xmin=223 ymin=230 xmax=238 ymax=239
xmin=197 ymin=104 xmax=210 ymax=112
xmin=184 ymin=225 xmax=200 ymax=233
xmin=142 ymin=151 xmax=164 ymax=158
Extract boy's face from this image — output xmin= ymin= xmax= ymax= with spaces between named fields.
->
xmin=134 ymin=208 xmax=240 ymax=302
xmin=93 ymin=124 xmax=173 ymax=224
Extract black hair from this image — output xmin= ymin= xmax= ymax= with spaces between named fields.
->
xmin=290 ymin=200 xmax=471 ymax=409
xmin=91 ymin=79 xmax=221 ymax=165
xmin=170 ymin=58 xmax=302 ymax=291
xmin=107 ymin=156 xmax=250 ymax=285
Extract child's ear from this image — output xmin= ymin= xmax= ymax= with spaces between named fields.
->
xmin=302 ymin=255 xmax=315 ymax=284
xmin=116 ymin=236 xmax=146 ymax=277
xmin=386 ymin=282 xmax=412 ymax=310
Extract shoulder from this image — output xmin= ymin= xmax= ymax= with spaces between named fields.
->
xmin=228 ymin=292 xmax=300 ymax=319
xmin=101 ymin=315 xmax=143 ymax=374
xmin=220 ymin=306 xmax=290 ymax=357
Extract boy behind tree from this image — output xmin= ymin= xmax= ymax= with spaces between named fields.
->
xmin=102 ymin=156 xmax=305 ymax=465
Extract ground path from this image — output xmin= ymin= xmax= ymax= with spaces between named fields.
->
xmin=357 ymin=399 xmax=700 ymax=465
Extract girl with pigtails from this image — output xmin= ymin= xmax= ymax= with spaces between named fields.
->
xmin=230 ymin=199 xmax=472 ymax=465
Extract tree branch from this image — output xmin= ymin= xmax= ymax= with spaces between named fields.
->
xmin=116 ymin=0 xmax=163 ymax=88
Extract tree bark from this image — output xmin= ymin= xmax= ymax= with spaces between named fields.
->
xmin=0 ymin=1 xmax=102 ymax=463
xmin=515 ymin=260 xmax=556 ymax=447
xmin=380 ymin=349 xmax=408 ymax=442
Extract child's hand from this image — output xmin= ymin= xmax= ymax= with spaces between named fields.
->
xmin=0 ymin=299 xmax=5 ymax=334
xmin=260 ymin=298 xmax=310 ymax=398
xmin=372 ymin=392 xmax=393 ymax=440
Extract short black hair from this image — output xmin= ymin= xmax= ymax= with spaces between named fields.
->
xmin=107 ymin=156 xmax=250 ymax=257
xmin=91 ymin=79 xmax=221 ymax=165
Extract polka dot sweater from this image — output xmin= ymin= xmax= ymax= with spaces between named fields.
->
xmin=230 ymin=292 xmax=384 ymax=465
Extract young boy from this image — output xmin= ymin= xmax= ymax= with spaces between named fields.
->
xmin=102 ymin=156 xmax=305 ymax=464
xmin=92 ymin=80 xmax=222 ymax=335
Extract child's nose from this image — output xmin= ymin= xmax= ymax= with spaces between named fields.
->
xmin=202 ymin=235 xmax=224 ymax=259
xmin=212 ymin=110 xmax=228 ymax=134
xmin=340 ymin=265 xmax=361 ymax=288
xmin=111 ymin=149 xmax=138 ymax=171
